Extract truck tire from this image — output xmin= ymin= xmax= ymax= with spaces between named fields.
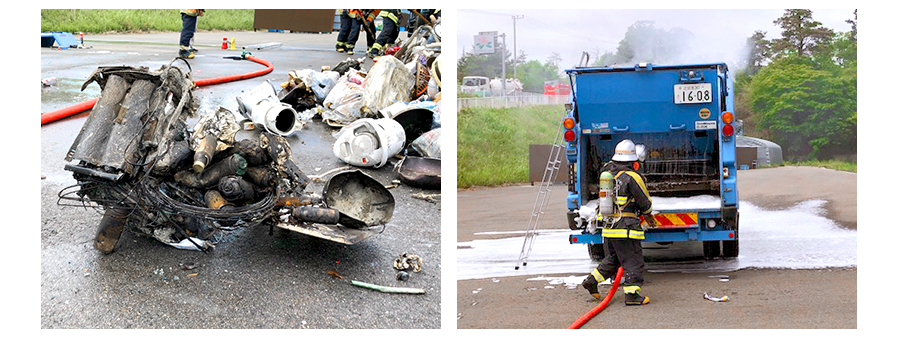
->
xmin=703 ymin=241 xmax=721 ymax=259
xmin=588 ymin=243 xmax=605 ymax=261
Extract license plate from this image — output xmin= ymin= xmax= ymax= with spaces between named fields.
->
xmin=674 ymin=83 xmax=712 ymax=104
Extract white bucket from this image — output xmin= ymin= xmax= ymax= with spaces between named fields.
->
xmin=333 ymin=118 xmax=406 ymax=168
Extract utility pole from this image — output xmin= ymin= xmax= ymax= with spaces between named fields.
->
xmin=512 ymin=15 xmax=523 ymax=81
xmin=500 ymin=33 xmax=507 ymax=97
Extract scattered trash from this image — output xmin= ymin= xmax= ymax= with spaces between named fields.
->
xmin=42 ymin=175 xmax=46 ymax=180
xmin=396 ymin=271 xmax=410 ymax=281
xmin=321 ymin=71 xmax=366 ymax=127
xmin=409 ymin=128 xmax=441 ymax=159
xmin=167 ymin=237 xmax=213 ymax=251
xmin=328 ymin=269 xmax=424 ymax=294
xmin=181 ymin=263 xmax=198 ymax=270
xmin=411 ymin=192 xmax=440 ymax=203
xmin=41 ymin=76 xmax=58 ymax=87
xmin=362 ymin=55 xmax=414 ymax=115
xmin=703 ymin=293 xmax=730 ymax=302
xmin=393 ymin=253 xmax=424 ymax=272
xmin=397 ymin=156 xmax=441 ymax=190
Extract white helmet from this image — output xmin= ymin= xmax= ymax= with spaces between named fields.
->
xmin=612 ymin=139 xmax=638 ymax=162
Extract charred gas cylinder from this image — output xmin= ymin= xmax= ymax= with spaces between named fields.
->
xmin=175 ymin=153 xmax=248 ymax=188
xmin=94 ymin=207 xmax=130 ymax=254
xmin=151 ymin=140 xmax=192 ymax=176
xmin=218 ymin=176 xmax=256 ymax=203
xmin=243 ymin=166 xmax=276 ymax=187
xmin=192 ymin=135 xmax=218 ymax=173
xmin=292 ymin=206 xmax=340 ymax=224
xmin=204 ymin=190 xmax=229 ymax=209
xmin=233 ymin=139 xmax=270 ymax=166
xmin=275 ymin=194 xmax=322 ymax=207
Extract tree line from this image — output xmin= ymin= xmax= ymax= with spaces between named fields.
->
xmin=736 ymin=9 xmax=856 ymax=161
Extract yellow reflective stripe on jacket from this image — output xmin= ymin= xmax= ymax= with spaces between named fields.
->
xmin=181 ymin=9 xmax=202 ymax=16
xmin=623 ymin=285 xmax=641 ymax=294
xmin=600 ymin=228 xmax=645 ymax=240
xmin=614 ymin=170 xmax=652 ymax=212
xmin=382 ymin=11 xmax=399 ymax=23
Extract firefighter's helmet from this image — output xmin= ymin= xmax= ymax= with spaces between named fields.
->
xmin=612 ymin=139 xmax=638 ymax=162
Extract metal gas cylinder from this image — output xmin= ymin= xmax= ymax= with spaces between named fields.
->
xmin=332 ymin=118 xmax=405 ymax=168
xmin=597 ymin=171 xmax=615 ymax=217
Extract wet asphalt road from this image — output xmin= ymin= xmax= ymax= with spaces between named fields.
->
xmin=40 ymin=32 xmax=442 ymax=328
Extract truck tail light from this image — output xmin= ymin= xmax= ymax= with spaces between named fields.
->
xmin=563 ymin=117 xmax=575 ymax=129
xmin=564 ymin=129 xmax=576 ymax=142
xmin=722 ymin=124 xmax=734 ymax=136
xmin=722 ymin=111 xmax=734 ymax=124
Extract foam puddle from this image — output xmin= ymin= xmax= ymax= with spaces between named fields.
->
xmin=457 ymin=200 xmax=856 ymax=280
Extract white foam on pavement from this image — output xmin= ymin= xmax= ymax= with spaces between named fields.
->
xmin=457 ymin=200 xmax=856 ymax=280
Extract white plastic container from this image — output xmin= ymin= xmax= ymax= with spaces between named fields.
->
xmin=332 ymin=118 xmax=406 ymax=168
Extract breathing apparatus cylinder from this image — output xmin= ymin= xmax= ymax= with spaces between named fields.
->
xmin=597 ymin=171 xmax=615 ymax=217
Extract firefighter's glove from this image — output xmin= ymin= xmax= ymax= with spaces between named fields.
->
xmin=643 ymin=214 xmax=657 ymax=228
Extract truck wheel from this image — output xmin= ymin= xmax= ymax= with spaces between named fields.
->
xmin=588 ymin=243 xmax=605 ymax=261
xmin=703 ymin=241 xmax=721 ymax=259
xmin=722 ymin=238 xmax=739 ymax=258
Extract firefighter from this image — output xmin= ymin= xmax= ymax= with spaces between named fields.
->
xmin=336 ymin=10 xmax=380 ymax=55
xmin=582 ymin=139 xmax=655 ymax=305
xmin=179 ymin=9 xmax=204 ymax=59
xmin=368 ymin=9 xmax=401 ymax=57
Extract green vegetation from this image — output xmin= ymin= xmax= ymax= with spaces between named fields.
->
xmin=737 ymin=9 xmax=856 ymax=161
xmin=781 ymin=160 xmax=856 ymax=173
xmin=41 ymin=9 xmax=254 ymax=34
xmin=458 ymin=105 xmax=565 ymax=188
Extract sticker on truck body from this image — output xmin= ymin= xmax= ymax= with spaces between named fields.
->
xmin=695 ymin=121 xmax=717 ymax=130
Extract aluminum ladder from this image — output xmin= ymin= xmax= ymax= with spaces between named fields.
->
xmin=515 ymin=114 xmax=565 ymax=270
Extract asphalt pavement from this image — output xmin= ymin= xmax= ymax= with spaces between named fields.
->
xmin=40 ymin=31 xmax=442 ymax=329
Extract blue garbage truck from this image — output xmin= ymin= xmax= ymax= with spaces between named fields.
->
xmin=563 ymin=62 xmax=740 ymax=260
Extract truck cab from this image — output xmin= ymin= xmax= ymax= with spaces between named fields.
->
xmin=564 ymin=63 xmax=740 ymax=260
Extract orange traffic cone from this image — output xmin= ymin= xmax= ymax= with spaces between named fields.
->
xmin=222 ymin=38 xmax=228 ymax=49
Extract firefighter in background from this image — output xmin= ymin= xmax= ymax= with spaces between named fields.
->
xmin=179 ymin=9 xmax=204 ymax=59
xmin=335 ymin=9 xmax=380 ymax=55
xmin=407 ymin=9 xmax=440 ymax=37
xmin=368 ymin=9 xmax=401 ymax=57
xmin=581 ymin=139 xmax=655 ymax=306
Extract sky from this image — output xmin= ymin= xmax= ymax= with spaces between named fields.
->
xmin=456 ymin=9 xmax=855 ymax=74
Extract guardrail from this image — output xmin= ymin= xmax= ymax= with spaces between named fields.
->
xmin=458 ymin=94 xmax=568 ymax=109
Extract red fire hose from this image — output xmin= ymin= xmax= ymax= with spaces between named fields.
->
xmin=567 ymin=267 xmax=624 ymax=329
xmin=40 ymin=55 xmax=274 ymax=125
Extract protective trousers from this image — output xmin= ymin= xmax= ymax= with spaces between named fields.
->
xmin=179 ymin=13 xmax=197 ymax=50
xmin=592 ymin=238 xmax=645 ymax=293
xmin=336 ymin=13 xmax=358 ymax=49
xmin=372 ymin=16 xmax=399 ymax=51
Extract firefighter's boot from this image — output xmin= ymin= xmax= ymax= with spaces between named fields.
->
xmin=625 ymin=293 xmax=650 ymax=305
xmin=582 ymin=270 xmax=604 ymax=300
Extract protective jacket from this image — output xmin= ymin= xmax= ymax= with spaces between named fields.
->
xmin=599 ymin=161 xmax=652 ymax=240
xmin=181 ymin=9 xmax=204 ymax=16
